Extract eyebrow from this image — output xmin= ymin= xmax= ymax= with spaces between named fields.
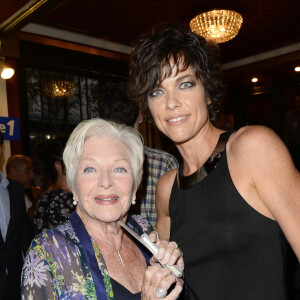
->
xmin=174 ymin=74 xmax=194 ymax=84
xmin=158 ymin=73 xmax=195 ymax=88
xmin=80 ymin=157 xmax=130 ymax=164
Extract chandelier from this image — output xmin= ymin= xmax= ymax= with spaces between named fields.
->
xmin=45 ymin=80 xmax=77 ymax=98
xmin=190 ymin=9 xmax=243 ymax=43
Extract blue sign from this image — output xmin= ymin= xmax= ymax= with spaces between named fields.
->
xmin=0 ymin=117 xmax=20 ymax=140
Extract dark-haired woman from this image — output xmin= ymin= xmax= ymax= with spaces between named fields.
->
xmin=129 ymin=24 xmax=300 ymax=299
xmin=34 ymin=137 xmax=75 ymax=234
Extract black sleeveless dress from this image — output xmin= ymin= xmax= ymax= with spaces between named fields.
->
xmin=169 ymin=146 xmax=289 ymax=299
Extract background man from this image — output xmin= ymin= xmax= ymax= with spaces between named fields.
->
xmin=6 ymin=154 xmax=42 ymax=222
xmin=0 ymin=131 xmax=33 ymax=300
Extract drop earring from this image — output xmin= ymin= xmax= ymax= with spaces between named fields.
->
xmin=132 ymin=196 xmax=136 ymax=205
xmin=73 ymin=195 xmax=77 ymax=206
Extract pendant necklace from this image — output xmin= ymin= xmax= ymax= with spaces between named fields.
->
xmin=98 ymin=235 xmax=125 ymax=268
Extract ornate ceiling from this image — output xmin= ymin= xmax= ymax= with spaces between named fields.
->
xmin=1 ymin=0 xmax=300 ymax=86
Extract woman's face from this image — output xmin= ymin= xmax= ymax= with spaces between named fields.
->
xmin=147 ymin=65 xmax=211 ymax=145
xmin=73 ymin=135 xmax=136 ymax=223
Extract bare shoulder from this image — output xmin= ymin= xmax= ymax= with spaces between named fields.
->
xmin=227 ymin=125 xmax=288 ymax=165
xmin=229 ymin=125 xmax=281 ymax=151
xmin=227 ymin=125 xmax=300 ymax=190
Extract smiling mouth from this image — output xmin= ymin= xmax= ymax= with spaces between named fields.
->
xmin=167 ymin=115 xmax=190 ymax=123
xmin=95 ymin=197 xmax=119 ymax=201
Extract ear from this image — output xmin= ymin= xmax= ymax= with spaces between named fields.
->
xmin=206 ymin=97 xmax=212 ymax=105
xmin=9 ymin=168 xmax=16 ymax=177
xmin=132 ymin=184 xmax=138 ymax=197
xmin=71 ymin=189 xmax=79 ymax=206
xmin=54 ymin=161 xmax=62 ymax=173
xmin=137 ymin=110 xmax=144 ymax=124
xmin=72 ymin=191 xmax=78 ymax=200
xmin=133 ymin=110 xmax=144 ymax=130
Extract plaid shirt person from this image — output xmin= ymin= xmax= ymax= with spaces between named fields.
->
xmin=137 ymin=146 xmax=179 ymax=225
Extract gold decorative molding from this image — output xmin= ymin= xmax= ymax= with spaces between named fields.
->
xmin=0 ymin=0 xmax=64 ymax=38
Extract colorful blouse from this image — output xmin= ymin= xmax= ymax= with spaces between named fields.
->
xmin=21 ymin=213 xmax=154 ymax=299
xmin=34 ymin=189 xmax=75 ymax=234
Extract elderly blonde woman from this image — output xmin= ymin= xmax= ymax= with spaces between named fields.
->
xmin=21 ymin=118 xmax=184 ymax=300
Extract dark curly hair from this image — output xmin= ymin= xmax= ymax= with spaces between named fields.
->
xmin=129 ymin=23 xmax=223 ymax=123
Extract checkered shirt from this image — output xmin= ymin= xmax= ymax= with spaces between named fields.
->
xmin=137 ymin=146 xmax=179 ymax=225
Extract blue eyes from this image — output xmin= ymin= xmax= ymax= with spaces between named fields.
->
xmin=115 ymin=167 xmax=127 ymax=173
xmin=180 ymin=82 xmax=194 ymax=89
xmin=83 ymin=167 xmax=127 ymax=173
xmin=149 ymin=90 xmax=163 ymax=98
xmin=84 ymin=167 xmax=95 ymax=173
xmin=149 ymin=81 xmax=195 ymax=98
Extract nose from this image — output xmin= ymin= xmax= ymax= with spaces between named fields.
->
xmin=97 ymin=170 xmax=113 ymax=190
xmin=165 ymin=91 xmax=181 ymax=110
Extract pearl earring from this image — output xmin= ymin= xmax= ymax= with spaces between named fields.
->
xmin=132 ymin=196 xmax=136 ymax=205
xmin=73 ymin=196 xmax=77 ymax=206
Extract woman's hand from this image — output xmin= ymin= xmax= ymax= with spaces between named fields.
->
xmin=148 ymin=231 xmax=184 ymax=272
xmin=141 ymin=264 xmax=183 ymax=299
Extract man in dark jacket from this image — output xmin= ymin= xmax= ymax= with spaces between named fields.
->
xmin=0 ymin=131 xmax=33 ymax=300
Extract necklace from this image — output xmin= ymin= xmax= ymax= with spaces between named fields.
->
xmin=98 ymin=235 xmax=125 ymax=268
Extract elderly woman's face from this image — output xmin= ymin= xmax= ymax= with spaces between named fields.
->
xmin=74 ymin=135 xmax=136 ymax=223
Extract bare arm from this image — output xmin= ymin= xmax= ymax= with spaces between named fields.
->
xmin=155 ymin=169 xmax=177 ymax=240
xmin=228 ymin=126 xmax=300 ymax=261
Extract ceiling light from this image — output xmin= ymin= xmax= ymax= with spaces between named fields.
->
xmin=190 ymin=9 xmax=243 ymax=43
xmin=251 ymin=77 xmax=258 ymax=83
xmin=0 ymin=57 xmax=15 ymax=79
xmin=45 ymin=80 xmax=77 ymax=98
xmin=295 ymin=66 xmax=300 ymax=72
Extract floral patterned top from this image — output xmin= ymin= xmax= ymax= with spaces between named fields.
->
xmin=34 ymin=189 xmax=75 ymax=234
xmin=21 ymin=213 xmax=153 ymax=300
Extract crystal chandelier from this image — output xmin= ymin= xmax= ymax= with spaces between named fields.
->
xmin=190 ymin=9 xmax=243 ymax=43
xmin=45 ymin=80 xmax=77 ymax=98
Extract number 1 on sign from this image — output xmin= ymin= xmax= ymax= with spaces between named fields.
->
xmin=7 ymin=120 xmax=14 ymax=136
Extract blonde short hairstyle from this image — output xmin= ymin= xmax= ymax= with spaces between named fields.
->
xmin=63 ymin=118 xmax=144 ymax=191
